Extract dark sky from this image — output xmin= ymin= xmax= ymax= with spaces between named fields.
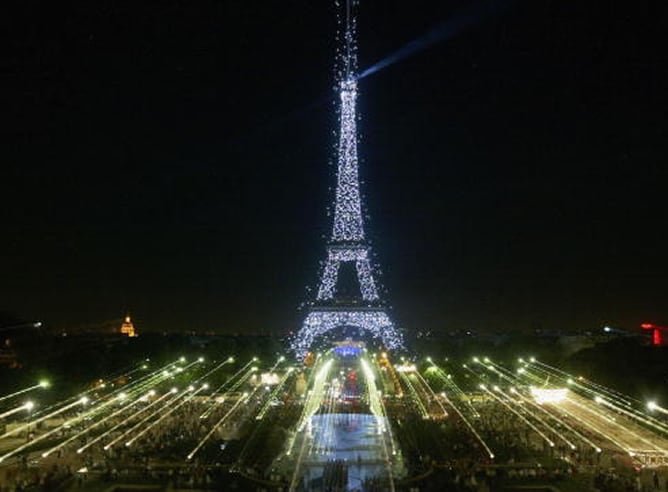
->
xmin=3 ymin=1 xmax=667 ymax=336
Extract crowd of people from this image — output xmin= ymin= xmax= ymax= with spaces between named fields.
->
xmin=385 ymin=395 xmax=668 ymax=492
xmin=594 ymin=468 xmax=666 ymax=492
xmin=0 ymin=394 xmax=256 ymax=491
xmin=1 ymin=364 xmax=667 ymax=491
xmin=0 ymin=461 xmax=71 ymax=492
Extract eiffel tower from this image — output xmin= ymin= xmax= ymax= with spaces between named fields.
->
xmin=291 ymin=1 xmax=403 ymax=358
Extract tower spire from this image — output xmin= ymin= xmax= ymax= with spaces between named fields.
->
xmin=332 ymin=0 xmax=363 ymax=243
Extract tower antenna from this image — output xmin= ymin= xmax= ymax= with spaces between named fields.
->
xmin=345 ymin=0 xmax=352 ymax=79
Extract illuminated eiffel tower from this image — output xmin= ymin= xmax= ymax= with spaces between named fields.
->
xmin=291 ymin=1 xmax=403 ymax=358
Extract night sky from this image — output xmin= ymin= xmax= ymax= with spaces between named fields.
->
xmin=3 ymin=1 xmax=667 ymax=336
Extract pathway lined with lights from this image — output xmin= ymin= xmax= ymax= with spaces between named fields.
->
xmin=0 ymin=354 xmax=297 ymax=472
xmin=281 ymin=352 xmax=405 ymax=492
xmin=443 ymin=355 xmax=668 ymax=467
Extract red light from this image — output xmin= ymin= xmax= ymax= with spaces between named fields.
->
xmin=654 ymin=329 xmax=662 ymax=346
xmin=642 ymin=323 xmax=664 ymax=346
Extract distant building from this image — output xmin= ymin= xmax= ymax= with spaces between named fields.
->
xmin=332 ymin=339 xmax=365 ymax=357
xmin=641 ymin=323 xmax=668 ymax=346
xmin=120 ymin=315 xmax=137 ymax=337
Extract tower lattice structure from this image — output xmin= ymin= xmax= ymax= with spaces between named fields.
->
xmin=291 ymin=1 xmax=403 ymax=358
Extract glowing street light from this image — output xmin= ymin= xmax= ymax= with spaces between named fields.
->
xmin=0 ymin=381 xmax=50 ymax=404
xmin=0 ymin=402 xmax=35 ymax=419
